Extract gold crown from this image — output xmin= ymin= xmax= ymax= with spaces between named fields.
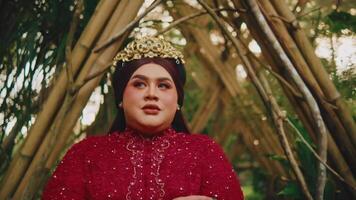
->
xmin=113 ymin=36 xmax=185 ymax=66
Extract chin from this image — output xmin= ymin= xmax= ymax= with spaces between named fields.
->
xmin=138 ymin=121 xmax=169 ymax=133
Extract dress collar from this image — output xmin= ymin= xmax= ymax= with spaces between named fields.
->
xmin=121 ymin=127 xmax=177 ymax=142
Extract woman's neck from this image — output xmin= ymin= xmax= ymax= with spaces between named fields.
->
xmin=125 ymin=126 xmax=170 ymax=138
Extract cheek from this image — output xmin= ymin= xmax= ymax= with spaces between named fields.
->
xmin=123 ymin=86 xmax=141 ymax=103
xmin=160 ymin=91 xmax=178 ymax=109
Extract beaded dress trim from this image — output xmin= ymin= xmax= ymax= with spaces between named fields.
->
xmin=124 ymin=128 xmax=176 ymax=200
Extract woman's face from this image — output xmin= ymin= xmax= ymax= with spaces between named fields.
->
xmin=122 ymin=63 xmax=178 ymax=135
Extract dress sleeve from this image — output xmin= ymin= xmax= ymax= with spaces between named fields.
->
xmin=42 ymin=139 xmax=88 ymax=200
xmin=198 ymin=135 xmax=244 ymax=200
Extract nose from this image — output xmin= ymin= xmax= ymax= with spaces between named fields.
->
xmin=144 ymin=85 xmax=158 ymax=101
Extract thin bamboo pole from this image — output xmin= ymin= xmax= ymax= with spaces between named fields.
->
xmin=174 ymin=3 xmax=287 ymax=177
xmin=255 ymin=12 xmax=356 ymax=192
xmin=86 ymin=89 xmax=117 ymax=136
xmin=0 ymin=0 xmax=121 ymax=198
xmin=236 ymin=1 xmax=356 ymax=193
xmin=175 ymin=1 xmax=289 ymax=177
xmin=197 ymin=51 xmax=287 ymax=177
xmin=167 ymin=3 xmax=240 ymax=97
xmin=235 ymin=118 xmax=284 ymax=176
xmin=198 ymin=1 xmax=314 ymax=199
xmin=270 ymin=0 xmax=356 ymax=147
xmin=11 ymin=1 xmax=145 ymax=198
xmin=260 ymin=0 xmax=356 ymax=193
xmin=190 ymin=86 xmax=222 ymax=133
xmin=229 ymin=136 xmax=245 ymax=162
xmin=243 ymin=0 xmax=329 ymax=199
xmin=256 ymin=0 xmax=356 ymax=171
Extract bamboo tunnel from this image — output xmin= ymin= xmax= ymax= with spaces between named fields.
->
xmin=1 ymin=0 xmax=354 ymax=198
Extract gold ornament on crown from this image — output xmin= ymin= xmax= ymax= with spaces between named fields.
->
xmin=112 ymin=36 xmax=185 ymax=67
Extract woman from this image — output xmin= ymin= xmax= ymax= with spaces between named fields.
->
xmin=42 ymin=37 xmax=244 ymax=200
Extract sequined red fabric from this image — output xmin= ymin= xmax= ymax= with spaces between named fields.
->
xmin=42 ymin=128 xmax=244 ymax=200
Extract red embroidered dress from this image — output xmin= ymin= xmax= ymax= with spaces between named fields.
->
xmin=42 ymin=128 xmax=244 ymax=200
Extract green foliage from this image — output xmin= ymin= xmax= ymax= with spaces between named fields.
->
xmin=223 ymin=134 xmax=237 ymax=152
xmin=324 ymin=10 xmax=356 ymax=34
xmin=207 ymin=21 xmax=215 ymax=31
xmin=266 ymin=154 xmax=291 ymax=171
xmin=278 ymin=181 xmax=303 ymax=199
xmin=182 ymin=56 xmax=205 ymax=123
xmin=332 ymin=67 xmax=356 ymax=100
xmin=242 ymin=168 xmax=267 ymax=200
xmin=275 ymin=116 xmax=342 ymax=199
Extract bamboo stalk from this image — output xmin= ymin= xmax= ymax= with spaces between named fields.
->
xmin=11 ymin=1 xmax=145 ymax=198
xmin=94 ymin=0 xmax=163 ymax=52
xmin=154 ymin=8 xmax=245 ymax=36
xmin=243 ymin=0 xmax=330 ymax=199
xmin=86 ymin=89 xmax=117 ymax=136
xmin=65 ymin=0 xmax=83 ymax=89
xmin=197 ymin=1 xmax=314 ymax=199
xmin=260 ymin=0 xmax=356 ymax=192
xmin=167 ymin=3 xmax=241 ymax=97
xmin=0 ymin=0 xmax=121 ymax=198
xmin=231 ymin=2 xmax=356 ymax=193
xmin=257 ymin=0 xmax=356 ymax=173
xmin=190 ymin=85 xmax=222 ymax=133
xmin=270 ymin=0 xmax=356 ymax=152
xmin=229 ymin=137 xmax=245 ymax=162
xmin=176 ymin=4 xmax=287 ymax=177
xmin=198 ymin=51 xmax=286 ymax=175
xmin=164 ymin=2 xmax=285 ymax=177
xmin=257 ymin=0 xmax=356 ymax=171
xmin=236 ymin=118 xmax=286 ymax=176
xmin=182 ymin=1 xmax=290 ymax=177
xmin=248 ymin=57 xmax=289 ymax=156
xmin=287 ymin=119 xmax=356 ymax=191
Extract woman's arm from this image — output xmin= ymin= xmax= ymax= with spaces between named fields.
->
xmin=42 ymin=139 xmax=88 ymax=200
xmin=198 ymin=135 xmax=244 ymax=200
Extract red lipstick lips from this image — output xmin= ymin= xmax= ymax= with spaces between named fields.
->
xmin=142 ymin=104 xmax=160 ymax=114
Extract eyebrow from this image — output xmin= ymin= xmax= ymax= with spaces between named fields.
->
xmin=130 ymin=74 xmax=173 ymax=82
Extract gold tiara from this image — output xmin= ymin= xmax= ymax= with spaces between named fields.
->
xmin=113 ymin=36 xmax=185 ymax=66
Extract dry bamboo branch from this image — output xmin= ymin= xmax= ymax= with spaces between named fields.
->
xmin=72 ymin=63 xmax=112 ymax=92
xmin=154 ymin=8 xmax=245 ymax=36
xmin=244 ymin=51 xmax=304 ymax=99
xmin=93 ymin=0 xmax=162 ymax=52
xmin=269 ymin=0 xmax=356 ymax=150
xmin=232 ymin=1 xmax=355 ymax=194
xmin=65 ymin=0 xmax=84 ymax=94
xmin=286 ymin=119 xmax=356 ymax=191
xmin=65 ymin=0 xmax=84 ymax=95
xmin=297 ymin=7 xmax=322 ymax=18
xmin=217 ymin=14 xmax=304 ymax=99
xmin=197 ymin=1 xmax=314 ymax=199
xmin=245 ymin=1 xmax=327 ymax=199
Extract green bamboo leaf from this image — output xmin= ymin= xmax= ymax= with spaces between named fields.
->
xmin=278 ymin=182 xmax=303 ymax=199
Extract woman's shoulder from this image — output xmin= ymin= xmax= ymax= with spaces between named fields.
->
xmin=69 ymin=133 xmax=120 ymax=152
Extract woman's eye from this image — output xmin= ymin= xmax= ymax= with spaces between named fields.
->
xmin=158 ymin=83 xmax=171 ymax=89
xmin=133 ymin=82 xmax=146 ymax=88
